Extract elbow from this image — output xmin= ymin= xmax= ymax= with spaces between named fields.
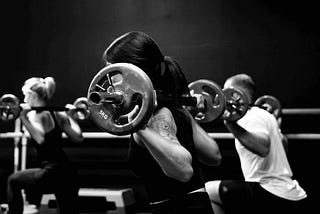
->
xmin=180 ymin=166 xmax=194 ymax=182
xmin=213 ymin=153 xmax=222 ymax=166
xmin=69 ymin=134 xmax=83 ymax=143
xmin=165 ymin=165 xmax=194 ymax=183
xmin=251 ymin=136 xmax=270 ymax=157
xmin=258 ymin=146 xmax=270 ymax=157
xmin=202 ymin=150 xmax=222 ymax=167
xmin=65 ymin=130 xmax=83 ymax=143
xmin=259 ymin=150 xmax=269 ymax=158
xmin=73 ymin=134 xmax=84 ymax=143
xmin=35 ymin=136 xmax=45 ymax=145
xmin=260 ymin=139 xmax=271 ymax=157
xmin=211 ymin=150 xmax=222 ymax=166
xmin=207 ymin=154 xmax=222 ymax=167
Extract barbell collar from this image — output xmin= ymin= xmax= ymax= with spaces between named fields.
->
xmin=88 ymin=91 xmax=123 ymax=105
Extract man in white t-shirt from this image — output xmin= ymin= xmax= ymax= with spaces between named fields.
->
xmin=205 ymin=74 xmax=307 ymax=214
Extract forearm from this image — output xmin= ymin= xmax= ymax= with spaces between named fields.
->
xmin=225 ymin=121 xmax=270 ymax=157
xmin=196 ymin=136 xmax=221 ymax=166
xmin=63 ymin=117 xmax=83 ymax=143
xmin=193 ymin=122 xmax=221 ymax=166
xmin=135 ymin=128 xmax=193 ymax=182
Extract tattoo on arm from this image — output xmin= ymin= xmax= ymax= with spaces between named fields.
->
xmin=149 ymin=112 xmax=178 ymax=142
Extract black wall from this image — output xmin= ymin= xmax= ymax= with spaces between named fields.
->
xmin=1 ymin=0 xmax=320 ymax=107
xmin=1 ymin=0 xmax=319 ymax=211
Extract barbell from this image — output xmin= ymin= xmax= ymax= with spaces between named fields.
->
xmin=0 ymin=94 xmax=90 ymax=122
xmin=86 ymin=63 xmax=249 ymax=135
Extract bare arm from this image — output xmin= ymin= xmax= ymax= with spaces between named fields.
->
xmin=133 ymin=107 xmax=193 ymax=182
xmin=55 ymin=111 xmax=83 ymax=143
xmin=281 ymin=133 xmax=289 ymax=155
xmin=19 ymin=109 xmax=48 ymax=144
xmin=224 ymin=120 xmax=270 ymax=157
xmin=187 ymin=112 xmax=222 ymax=166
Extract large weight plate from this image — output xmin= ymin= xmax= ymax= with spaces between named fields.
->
xmin=223 ymin=87 xmax=249 ymax=121
xmin=0 ymin=94 xmax=21 ymax=122
xmin=188 ymin=79 xmax=226 ymax=123
xmin=72 ymin=97 xmax=90 ymax=120
xmin=87 ymin=63 xmax=156 ymax=135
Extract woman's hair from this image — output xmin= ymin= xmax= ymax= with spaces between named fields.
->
xmin=22 ymin=77 xmax=56 ymax=101
xmin=102 ymin=31 xmax=190 ymax=103
xmin=225 ymin=73 xmax=256 ymax=103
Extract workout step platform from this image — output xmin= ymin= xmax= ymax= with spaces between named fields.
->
xmin=40 ymin=188 xmax=135 ymax=213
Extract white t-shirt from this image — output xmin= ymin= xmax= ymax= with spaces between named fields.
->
xmin=235 ymin=107 xmax=307 ymax=201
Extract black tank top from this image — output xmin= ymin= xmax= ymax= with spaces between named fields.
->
xmin=128 ymin=106 xmax=205 ymax=203
xmin=30 ymin=111 xmax=69 ymax=165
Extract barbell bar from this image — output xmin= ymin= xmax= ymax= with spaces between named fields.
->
xmin=0 ymin=94 xmax=90 ymax=122
xmin=87 ymin=63 xmax=249 ymax=135
xmin=1 ymin=131 xmax=319 ymax=140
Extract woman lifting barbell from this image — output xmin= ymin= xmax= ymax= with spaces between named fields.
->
xmin=5 ymin=77 xmax=83 ymax=214
xmin=99 ymin=31 xmax=222 ymax=214
xmin=0 ymin=94 xmax=90 ymax=122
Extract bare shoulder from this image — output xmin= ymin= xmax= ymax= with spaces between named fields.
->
xmin=34 ymin=111 xmax=51 ymax=124
xmin=32 ymin=111 xmax=54 ymax=132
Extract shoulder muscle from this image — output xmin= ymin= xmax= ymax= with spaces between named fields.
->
xmin=149 ymin=108 xmax=178 ymax=141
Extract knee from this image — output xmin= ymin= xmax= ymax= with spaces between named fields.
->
xmin=205 ymin=181 xmax=222 ymax=203
xmin=7 ymin=173 xmax=20 ymax=188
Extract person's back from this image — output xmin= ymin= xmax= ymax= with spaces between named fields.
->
xmin=29 ymin=111 xmax=69 ymax=165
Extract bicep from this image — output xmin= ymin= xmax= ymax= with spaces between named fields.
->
xmin=191 ymin=117 xmax=221 ymax=165
xmin=149 ymin=109 xmax=179 ymax=143
xmin=244 ymin=115 xmax=270 ymax=142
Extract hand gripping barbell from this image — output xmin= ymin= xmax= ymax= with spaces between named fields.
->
xmin=0 ymin=94 xmax=90 ymax=122
xmin=86 ymin=63 xmax=250 ymax=135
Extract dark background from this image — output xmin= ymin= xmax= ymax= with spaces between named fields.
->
xmin=1 ymin=0 xmax=319 ymax=212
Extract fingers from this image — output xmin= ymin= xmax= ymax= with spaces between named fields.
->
xmin=20 ymin=103 xmax=31 ymax=110
xmin=19 ymin=103 xmax=31 ymax=117
xmin=65 ymin=103 xmax=76 ymax=110
xmin=128 ymin=105 xmax=141 ymax=122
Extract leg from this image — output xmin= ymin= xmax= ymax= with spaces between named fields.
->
xmin=205 ymin=180 xmax=223 ymax=204
xmin=207 ymin=180 xmax=258 ymax=214
xmin=54 ymin=165 xmax=79 ymax=214
xmin=55 ymin=184 xmax=79 ymax=214
xmin=211 ymin=203 xmax=225 ymax=214
xmin=205 ymin=181 xmax=225 ymax=214
xmin=7 ymin=168 xmax=41 ymax=214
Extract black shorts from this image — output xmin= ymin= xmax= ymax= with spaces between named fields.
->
xmin=150 ymin=192 xmax=214 ymax=214
xmin=219 ymin=180 xmax=308 ymax=214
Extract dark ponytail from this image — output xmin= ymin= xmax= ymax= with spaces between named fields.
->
xmin=103 ymin=31 xmax=190 ymax=105
xmin=161 ymin=56 xmax=190 ymax=99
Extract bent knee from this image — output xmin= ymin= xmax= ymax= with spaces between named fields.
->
xmin=7 ymin=174 xmax=19 ymax=186
xmin=205 ymin=180 xmax=222 ymax=203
